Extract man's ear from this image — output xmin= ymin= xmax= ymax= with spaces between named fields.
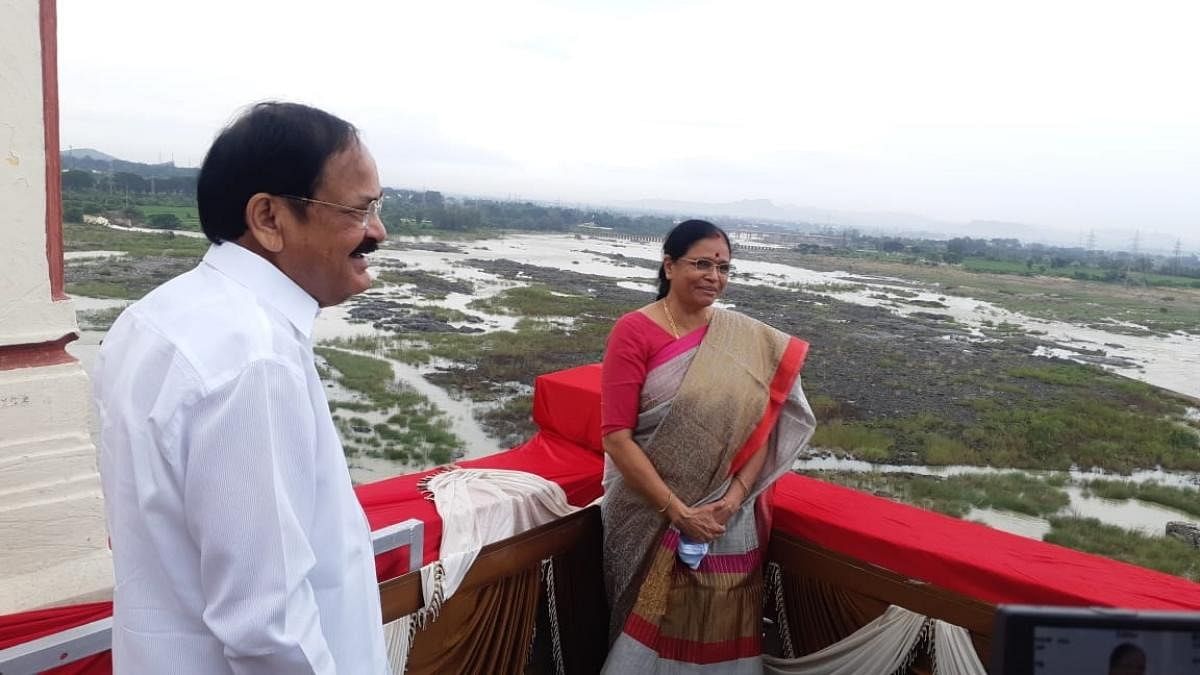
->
xmin=244 ymin=193 xmax=287 ymax=253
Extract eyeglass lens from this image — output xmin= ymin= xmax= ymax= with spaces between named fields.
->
xmin=692 ymin=259 xmax=732 ymax=275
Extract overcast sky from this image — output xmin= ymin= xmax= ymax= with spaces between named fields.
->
xmin=59 ymin=0 xmax=1198 ymax=245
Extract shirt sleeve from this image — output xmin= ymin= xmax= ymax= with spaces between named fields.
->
xmin=181 ymin=358 xmax=335 ymax=675
xmin=601 ymin=314 xmax=649 ymax=437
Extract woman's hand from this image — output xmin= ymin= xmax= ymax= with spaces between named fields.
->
xmin=667 ymin=501 xmax=726 ymax=543
xmin=710 ymin=497 xmax=740 ymax=527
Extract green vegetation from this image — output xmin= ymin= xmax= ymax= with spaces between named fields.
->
xmin=812 ymin=360 xmax=1199 ymax=473
xmin=316 ymin=347 xmax=463 ymax=466
xmin=1083 ymin=480 xmax=1200 ymax=519
xmin=375 ymin=268 xmax=475 ymax=299
xmin=1045 ymin=516 xmax=1200 ymax=582
xmin=811 ymin=422 xmax=894 ymax=462
xmin=804 ymin=470 xmax=1069 ymax=518
xmin=140 ymin=204 xmax=200 ymax=230
xmin=62 ymin=188 xmax=200 ymax=230
xmin=380 ymin=188 xmax=674 ymax=236
xmin=66 ymin=254 xmax=200 ymax=299
xmin=64 ymin=221 xmax=207 ymax=257
xmin=468 ymin=284 xmax=605 ymax=317
xmin=962 ymin=256 xmax=1200 ymax=289
xmin=66 ymin=255 xmax=200 ymax=300
xmin=752 ymin=250 xmax=1200 ymax=336
xmin=809 ymin=470 xmax=1196 ymax=580
xmin=404 ymin=318 xmax=613 ymax=400
xmin=478 ymin=395 xmax=536 ymax=448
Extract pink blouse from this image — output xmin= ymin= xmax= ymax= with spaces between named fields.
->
xmin=600 ymin=310 xmax=707 ymax=437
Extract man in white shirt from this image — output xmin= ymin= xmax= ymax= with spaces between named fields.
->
xmin=93 ymin=102 xmax=389 ymax=674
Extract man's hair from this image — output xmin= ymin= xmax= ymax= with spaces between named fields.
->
xmin=197 ymin=101 xmax=359 ymax=244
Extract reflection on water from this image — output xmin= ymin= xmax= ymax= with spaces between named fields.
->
xmin=965 ymin=507 xmax=1050 ymax=540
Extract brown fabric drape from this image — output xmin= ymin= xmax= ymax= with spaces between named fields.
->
xmin=779 ymin=570 xmax=890 ymax=657
xmin=776 ymin=568 xmax=986 ymax=673
xmin=406 ymin=566 xmax=540 ymax=675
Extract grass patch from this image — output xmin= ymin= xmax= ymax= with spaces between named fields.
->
xmin=762 ymin=250 xmax=1200 ymax=335
xmin=375 ymin=268 xmax=474 ymax=299
xmin=1044 ymin=516 xmax=1200 ymax=581
xmin=478 ymin=395 xmax=536 ymax=448
xmin=804 ymin=470 xmax=1069 ymax=518
xmin=811 ymin=421 xmax=894 ymax=461
xmin=965 ymin=396 xmax=1200 ymax=473
xmin=67 ymin=281 xmax=136 ymax=300
xmin=1083 ymin=480 xmax=1200 ymax=518
xmin=807 ymin=394 xmax=843 ymax=422
xmin=139 ymin=204 xmax=202 ymax=230
xmin=64 ymin=221 xmax=208 ymax=257
xmin=317 ymin=347 xmax=464 ymax=466
xmin=398 ymin=316 xmax=618 ymax=402
xmin=814 ymin=359 xmax=1198 ymax=472
xmin=469 ymin=284 xmax=602 ymax=317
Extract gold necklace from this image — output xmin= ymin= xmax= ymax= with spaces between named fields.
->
xmin=661 ymin=299 xmax=681 ymax=338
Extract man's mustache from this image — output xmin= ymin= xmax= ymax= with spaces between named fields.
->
xmin=352 ymin=239 xmax=379 ymax=256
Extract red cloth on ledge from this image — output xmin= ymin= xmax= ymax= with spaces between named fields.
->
xmin=771 ymin=473 xmax=1200 ymax=610
xmin=0 ymin=601 xmax=112 ymax=674
xmin=356 ymin=429 xmax=605 ymax=576
xmin=357 ymin=364 xmax=607 ymax=577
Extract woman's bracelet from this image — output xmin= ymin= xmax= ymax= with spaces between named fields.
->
xmin=733 ymin=474 xmax=750 ymax=495
xmin=658 ymin=491 xmax=674 ymax=514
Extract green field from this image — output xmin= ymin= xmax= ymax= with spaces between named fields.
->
xmin=139 ymin=204 xmax=202 ymax=230
xmin=962 ymin=257 xmax=1200 ymax=288
xmin=758 ymin=251 xmax=1200 ymax=335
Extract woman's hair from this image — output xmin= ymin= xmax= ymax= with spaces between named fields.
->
xmin=656 ymin=219 xmax=731 ymax=300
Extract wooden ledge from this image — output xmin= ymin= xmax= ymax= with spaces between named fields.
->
xmin=767 ymin=531 xmax=996 ymax=636
xmin=379 ymin=505 xmax=602 ymax=622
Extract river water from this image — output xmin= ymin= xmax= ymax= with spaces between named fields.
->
xmin=66 ymin=232 xmax=1200 ymax=539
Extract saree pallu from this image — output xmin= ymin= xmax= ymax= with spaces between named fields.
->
xmin=602 ymin=310 xmax=817 ymax=673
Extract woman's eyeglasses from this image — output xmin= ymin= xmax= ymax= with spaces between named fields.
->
xmin=678 ymin=257 xmax=734 ymax=276
xmin=280 ymin=194 xmax=383 ymax=230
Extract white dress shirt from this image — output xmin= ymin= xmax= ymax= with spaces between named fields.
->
xmin=94 ymin=242 xmax=388 ymax=674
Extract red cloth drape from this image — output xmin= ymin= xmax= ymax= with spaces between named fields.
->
xmin=771 ymin=473 xmax=1200 ymax=610
xmin=0 ymin=601 xmax=112 ymax=674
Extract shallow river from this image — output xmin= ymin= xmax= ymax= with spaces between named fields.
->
xmin=66 ymin=233 xmax=1200 ymax=539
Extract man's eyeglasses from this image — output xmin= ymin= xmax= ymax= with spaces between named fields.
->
xmin=280 ymin=194 xmax=383 ymax=230
xmin=678 ymin=257 xmax=734 ymax=276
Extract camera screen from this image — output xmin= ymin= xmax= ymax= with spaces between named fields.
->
xmin=1032 ymin=625 xmax=1200 ymax=674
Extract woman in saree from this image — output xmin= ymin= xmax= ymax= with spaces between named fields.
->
xmin=600 ymin=219 xmax=817 ymax=672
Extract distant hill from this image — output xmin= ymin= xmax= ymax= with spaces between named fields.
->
xmin=60 ymin=149 xmax=198 ymax=179
xmin=615 ymin=197 xmax=959 ymax=235
xmin=62 ymin=147 xmax=117 ymax=162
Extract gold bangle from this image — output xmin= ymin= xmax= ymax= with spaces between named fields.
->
xmin=658 ymin=491 xmax=674 ymax=513
xmin=733 ymin=474 xmax=750 ymax=494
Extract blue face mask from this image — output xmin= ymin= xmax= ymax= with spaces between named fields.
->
xmin=677 ymin=535 xmax=710 ymax=570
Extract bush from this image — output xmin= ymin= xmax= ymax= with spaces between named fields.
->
xmin=147 ymin=213 xmax=181 ymax=229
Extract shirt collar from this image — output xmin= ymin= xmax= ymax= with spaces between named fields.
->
xmin=202 ymin=242 xmax=319 ymax=340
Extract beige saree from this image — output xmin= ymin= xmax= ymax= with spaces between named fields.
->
xmin=601 ymin=309 xmax=817 ymax=672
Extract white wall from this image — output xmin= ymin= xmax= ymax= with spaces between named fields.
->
xmin=0 ymin=0 xmax=113 ymax=613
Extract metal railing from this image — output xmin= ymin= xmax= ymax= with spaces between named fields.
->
xmin=0 ymin=518 xmax=425 ymax=675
